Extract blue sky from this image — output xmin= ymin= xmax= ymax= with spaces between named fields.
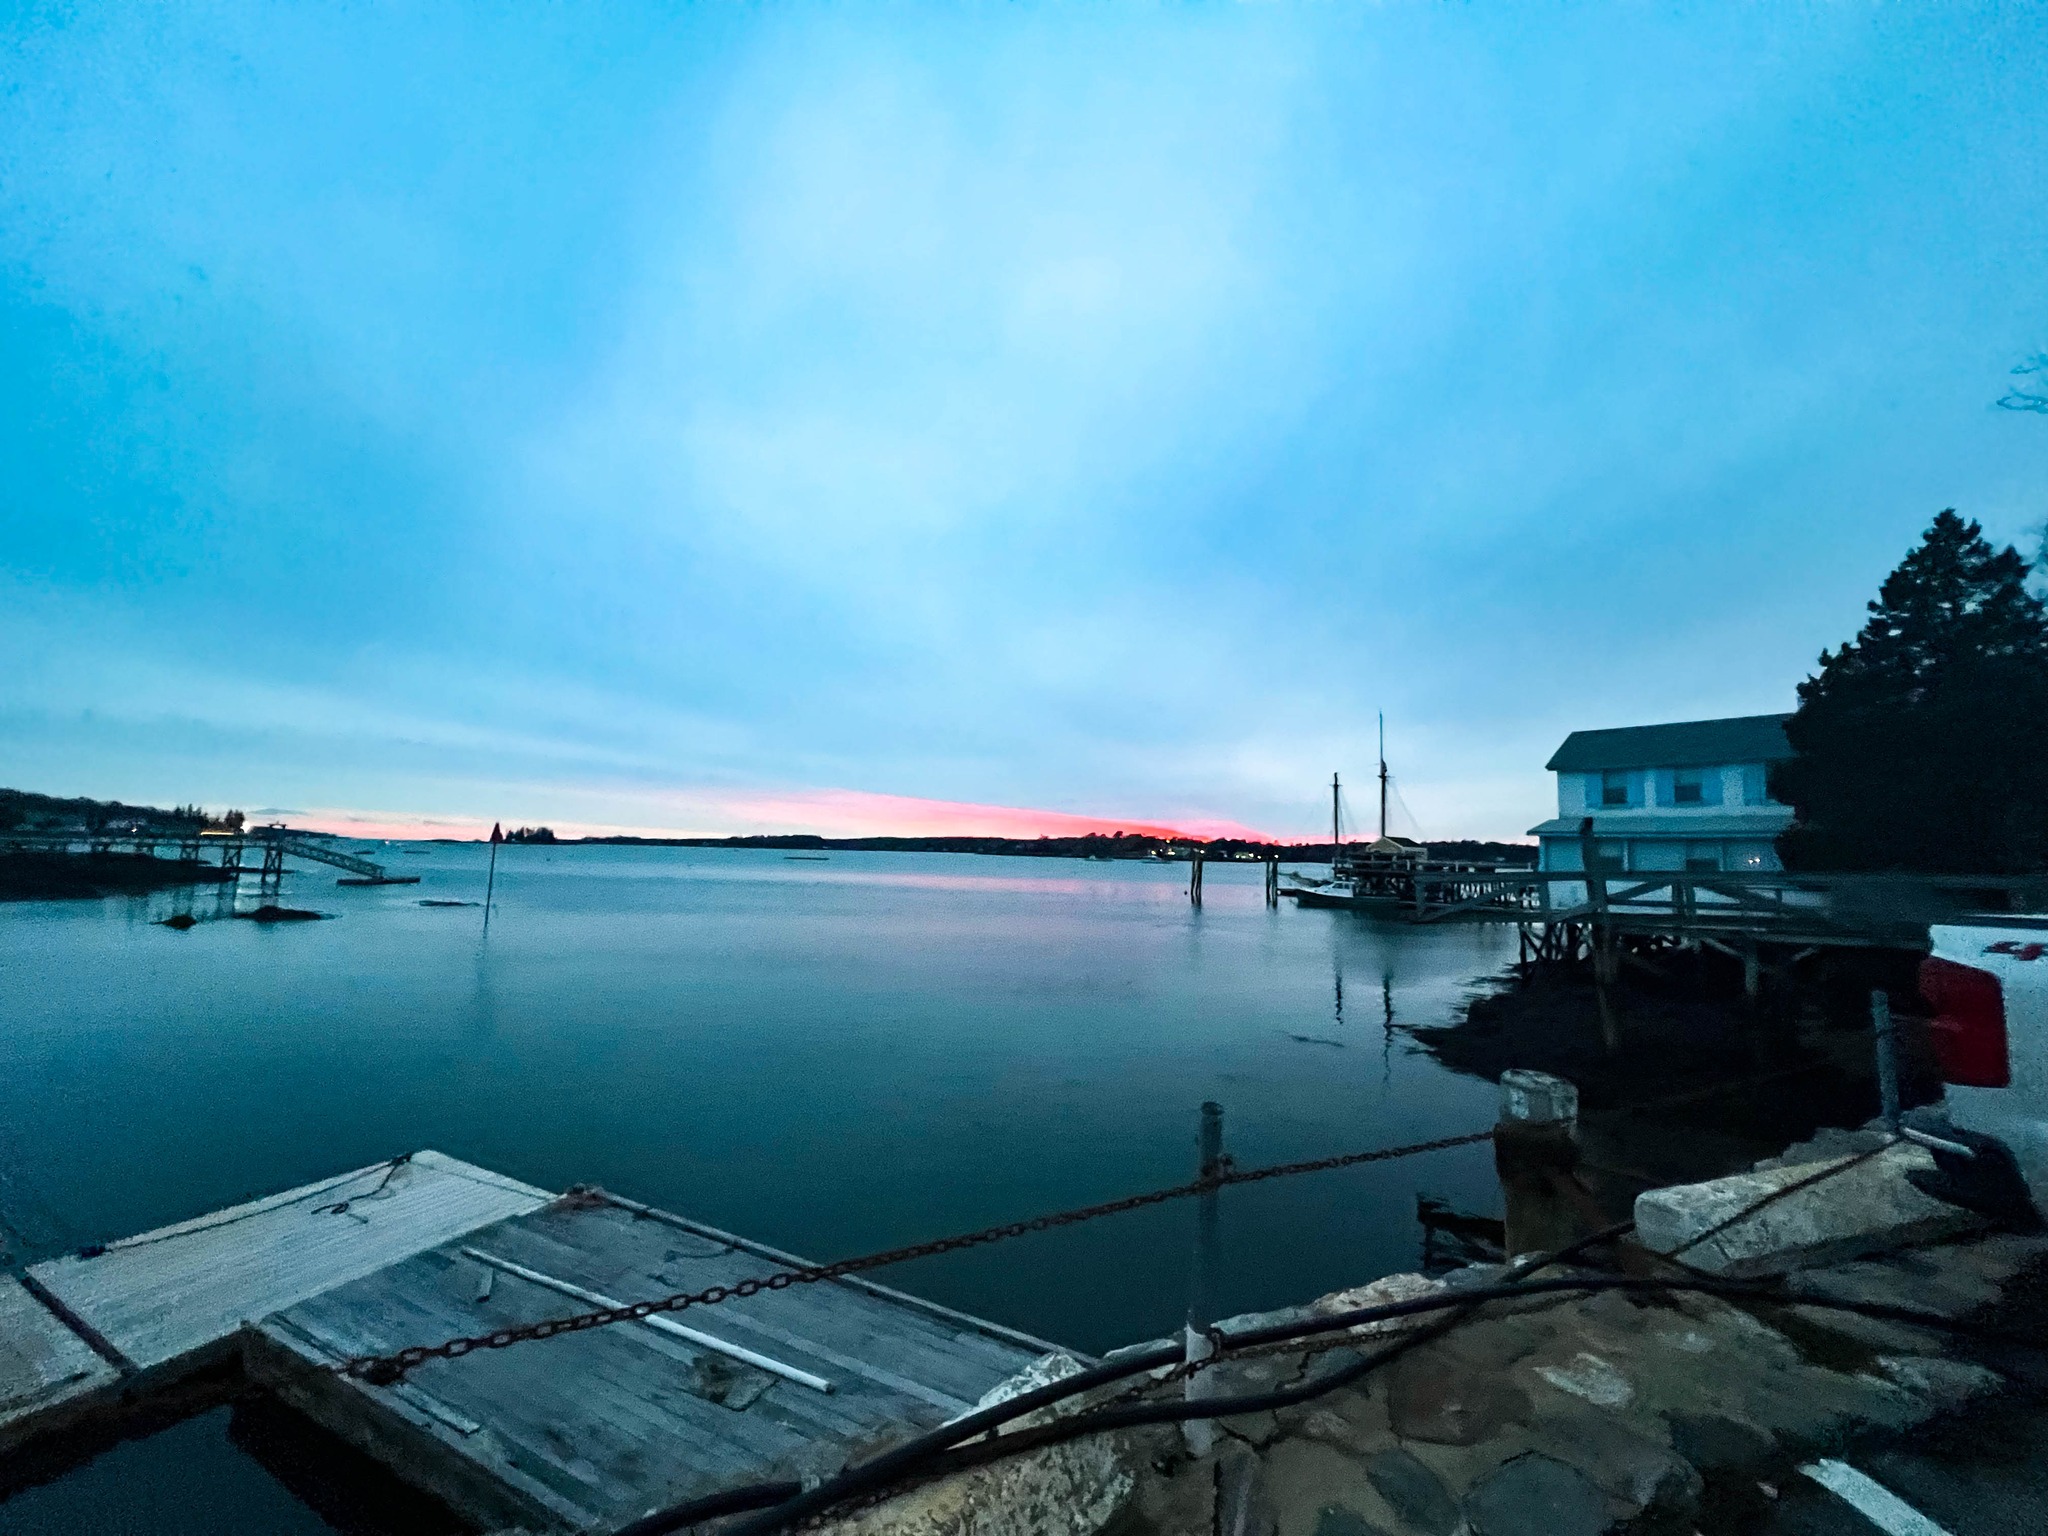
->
xmin=5 ymin=3 xmax=2046 ymax=841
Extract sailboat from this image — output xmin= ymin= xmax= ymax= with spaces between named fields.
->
xmin=1285 ymin=716 xmax=1429 ymax=911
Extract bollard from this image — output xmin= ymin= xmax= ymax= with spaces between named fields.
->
xmin=1183 ymin=1101 xmax=1224 ymax=1455
xmin=1872 ymin=989 xmax=1900 ymax=1129
xmin=1494 ymin=1071 xmax=1584 ymax=1258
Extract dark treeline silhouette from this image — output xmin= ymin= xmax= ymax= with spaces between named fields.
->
xmin=578 ymin=832 xmax=1538 ymax=864
xmin=1774 ymin=509 xmax=2048 ymax=873
xmin=0 ymin=788 xmax=244 ymax=835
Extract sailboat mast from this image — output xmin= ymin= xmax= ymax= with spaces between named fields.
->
xmin=1331 ymin=772 xmax=1341 ymax=859
xmin=1378 ymin=713 xmax=1389 ymax=841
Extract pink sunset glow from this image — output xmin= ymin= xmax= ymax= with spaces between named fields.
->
xmin=288 ymin=788 xmax=1277 ymax=843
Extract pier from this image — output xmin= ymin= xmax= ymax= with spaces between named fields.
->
xmin=0 ymin=1152 xmax=1065 ymax=1533
xmin=0 ymin=826 xmax=421 ymax=887
xmin=1289 ymin=861 xmax=2048 ymax=954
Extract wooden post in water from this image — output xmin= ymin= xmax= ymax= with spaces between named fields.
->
xmin=1183 ymin=1100 xmax=1224 ymax=1455
xmin=483 ymin=821 xmax=503 ymax=934
xmin=1495 ymin=1071 xmax=1591 ymax=1257
xmin=1189 ymin=851 xmax=1205 ymax=906
xmin=1577 ymin=818 xmax=1620 ymax=1051
xmin=1263 ymin=854 xmax=1279 ymax=908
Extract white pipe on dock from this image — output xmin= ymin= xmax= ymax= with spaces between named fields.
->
xmin=458 ymin=1248 xmax=834 ymax=1393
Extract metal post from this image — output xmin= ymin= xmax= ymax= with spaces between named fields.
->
xmin=1183 ymin=1100 xmax=1224 ymax=1455
xmin=1872 ymin=990 xmax=1900 ymax=1129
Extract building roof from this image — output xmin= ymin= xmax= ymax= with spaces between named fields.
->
xmin=1545 ymin=713 xmax=1794 ymax=774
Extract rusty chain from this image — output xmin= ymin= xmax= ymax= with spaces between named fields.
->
xmin=337 ymin=1128 xmax=1493 ymax=1384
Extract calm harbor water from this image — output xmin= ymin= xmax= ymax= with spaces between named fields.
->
xmin=0 ymin=845 xmax=1513 ymax=1532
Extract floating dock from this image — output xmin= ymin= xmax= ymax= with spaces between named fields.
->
xmin=1 ymin=1153 xmax=1069 ymax=1533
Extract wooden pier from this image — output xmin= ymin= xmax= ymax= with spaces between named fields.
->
xmin=0 ymin=826 xmax=421 ymax=887
xmin=1288 ymin=863 xmax=2048 ymax=954
xmin=2 ymin=1152 xmax=546 ymax=1456
xmin=0 ymin=1154 xmax=1069 ymax=1533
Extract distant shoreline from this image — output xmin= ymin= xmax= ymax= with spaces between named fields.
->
xmin=535 ymin=833 xmax=1540 ymax=865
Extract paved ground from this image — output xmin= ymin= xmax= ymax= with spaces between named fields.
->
xmin=1757 ymin=1350 xmax=2048 ymax=1536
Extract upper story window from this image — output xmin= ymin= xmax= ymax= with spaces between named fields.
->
xmin=1671 ymin=768 xmax=1705 ymax=805
xmin=1599 ymin=770 xmax=1632 ymax=807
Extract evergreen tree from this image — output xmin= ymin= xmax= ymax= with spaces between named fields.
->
xmin=1775 ymin=510 xmax=2048 ymax=872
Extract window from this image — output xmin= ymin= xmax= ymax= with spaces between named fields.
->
xmin=1589 ymin=840 xmax=1628 ymax=873
xmin=1672 ymin=768 xmax=1704 ymax=805
xmin=1684 ymin=842 xmax=1722 ymax=873
xmin=1600 ymin=770 xmax=1632 ymax=807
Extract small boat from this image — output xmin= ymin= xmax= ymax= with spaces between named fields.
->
xmin=337 ymin=875 xmax=423 ymax=886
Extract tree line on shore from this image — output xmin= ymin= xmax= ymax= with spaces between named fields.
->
xmin=1774 ymin=509 xmax=2048 ymax=874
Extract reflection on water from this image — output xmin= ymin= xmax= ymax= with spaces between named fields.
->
xmin=0 ymin=846 xmax=1513 ymax=1529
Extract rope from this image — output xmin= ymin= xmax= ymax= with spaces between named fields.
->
xmin=70 ymin=1155 xmax=414 ymax=1260
xmin=334 ymin=1129 xmax=1493 ymax=1383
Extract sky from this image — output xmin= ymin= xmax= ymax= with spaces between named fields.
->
xmin=5 ymin=3 xmax=2047 ymax=843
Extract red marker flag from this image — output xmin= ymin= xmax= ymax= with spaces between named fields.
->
xmin=490 ymin=822 xmax=504 ymax=845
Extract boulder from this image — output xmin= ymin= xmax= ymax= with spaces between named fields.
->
xmin=1634 ymin=1143 xmax=1982 ymax=1277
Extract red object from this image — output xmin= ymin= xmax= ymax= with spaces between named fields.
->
xmin=1919 ymin=956 xmax=2010 ymax=1088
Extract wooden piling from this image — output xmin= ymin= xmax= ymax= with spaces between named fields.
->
xmin=1182 ymin=1101 xmax=1224 ymax=1456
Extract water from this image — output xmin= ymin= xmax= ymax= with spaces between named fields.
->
xmin=0 ymin=845 xmax=1513 ymax=1531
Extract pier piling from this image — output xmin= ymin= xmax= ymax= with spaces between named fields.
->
xmin=1182 ymin=1100 xmax=1224 ymax=1455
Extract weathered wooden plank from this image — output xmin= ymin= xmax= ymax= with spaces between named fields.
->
xmin=0 ymin=1278 xmax=120 ymax=1454
xmin=28 ymin=1151 xmax=550 ymax=1375
xmin=253 ymin=1195 xmax=1056 ymax=1531
xmin=469 ymin=1206 xmax=1027 ymax=1412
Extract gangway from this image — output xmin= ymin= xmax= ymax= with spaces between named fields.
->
xmin=246 ymin=827 xmax=420 ymax=886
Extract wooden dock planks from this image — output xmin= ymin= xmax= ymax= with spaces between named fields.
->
xmin=25 ymin=1151 xmax=549 ymax=1379
xmin=249 ymin=1192 xmax=1068 ymax=1534
xmin=0 ymin=1278 xmax=120 ymax=1454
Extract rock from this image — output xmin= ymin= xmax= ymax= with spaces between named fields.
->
xmin=974 ymin=1351 xmax=1093 ymax=1432
xmin=1930 ymin=1231 xmax=2048 ymax=1287
xmin=1866 ymin=1354 xmax=2004 ymax=1408
xmin=1755 ymin=1127 xmax=1892 ymax=1171
xmin=1531 ymin=1352 xmax=1634 ymax=1410
xmin=1789 ymin=1255 xmax=2001 ymax=1319
xmin=158 ymin=912 xmax=198 ymax=930
xmin=1525 ymin=1408 xmax=1700 ymax=1520
xmin=1386 ymin=1353 xmax=1531 ymax=1445
xmin=1462 ymin=1453 xmax=1612 ymax=1536
xmin=1309 ymin=1507 xmax=1393 ymax=1536
xmin=813 ymin=1432 xmax=1141 ymax=1536
xmin=1665 ymin=1411 xmax=1778 ymax=1477
xmin=1314 ymin=1272 xmax=1445 ymax=1337
xmin=1633 ymin=1143 xmax=1984 ymax=1277
xmin=1363 ymin=1447 xmax=1459 ymax=1536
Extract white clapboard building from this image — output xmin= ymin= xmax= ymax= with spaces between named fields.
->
xmin=1530 ymin=714 xmax=1795 ymax=892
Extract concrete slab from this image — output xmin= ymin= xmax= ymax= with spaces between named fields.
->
xmin=1633 ymin=1143 xmax=1982 ymax=1277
